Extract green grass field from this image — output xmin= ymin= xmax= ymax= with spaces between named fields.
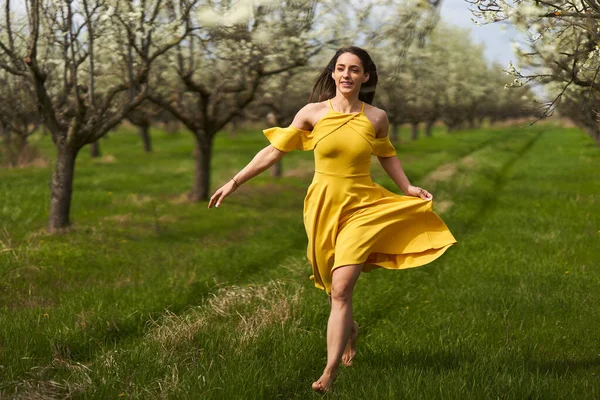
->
xmin=0 ymin=123 xmax=598 ymax=399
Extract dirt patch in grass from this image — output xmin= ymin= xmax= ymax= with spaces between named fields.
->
xmin=128 ymin=194 xmax=154 ymax=206
xmin=92 ymin=154 xmax=117 ymax=164
xmin=423 ymin=163 xmax=458 ymax=186
xmin=168 ymin=192 xmax=193 ymax=205
xmin=435 ymin=200 xmax=454 ymax=214
xmin=459 ymin=155 xmax=478 ymax=168
xmin=103 ymin=214 xmax=133 ymax=224
xmin=0 ymin=145 xmax=49 ymax=168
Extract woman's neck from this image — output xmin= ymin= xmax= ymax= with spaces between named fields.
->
xmin=331 ymin=95 xmax=362 ymax=114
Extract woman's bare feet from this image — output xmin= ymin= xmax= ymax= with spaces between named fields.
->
xmin=342 ymin=320 xmax=359 ymax=367
xmin=311 ymin=370 xmax=336 ymax=393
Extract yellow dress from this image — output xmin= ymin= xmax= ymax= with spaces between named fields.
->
xmin=263 ymin=100 xmax=457 ymax=295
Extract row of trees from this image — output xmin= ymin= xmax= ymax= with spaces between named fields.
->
xmin=469 ymin=0 xmax=600 ymax=143
xmin=0 ymin=0 xmax=535 ymax=233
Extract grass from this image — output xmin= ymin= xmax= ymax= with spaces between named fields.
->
xmin=0 ymin=122 xmax=598 ymax=399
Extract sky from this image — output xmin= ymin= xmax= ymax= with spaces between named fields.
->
xmin=440 ymin=0 xmax=522 ymax=69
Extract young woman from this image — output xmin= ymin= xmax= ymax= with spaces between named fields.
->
xmin=208 ymin=46 xmax=457 ymax=393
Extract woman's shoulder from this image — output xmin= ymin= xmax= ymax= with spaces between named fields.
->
xmin=364 ymin=103 xmax=389 ymax=138
xmin=364 ymin=103 xmax=387 ymax=120
xmin=292 ymin=101 xmax=330 ymax=131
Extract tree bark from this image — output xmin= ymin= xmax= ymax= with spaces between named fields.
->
xmin=411 ymin=122 xmax=419 ymax=140
xmin=425 ymin=120 xmax=434 ymax=137
xmin=139 ymin=123 xmax=152 ymax=152
xmin=191 ymin=133 xmax=213 ymax=202
xmin=1 ymin=125 xmax=15 ymax=167
xmin=90 ymin=140 xmax=101 ymax=158
xmin=15 ymin=135 xmax=29 ymax=165
xmin=49 ymin=144 xmax=78 ymax=231
xmin=228 ymin=118 xmax=238 ymax=138
xmin=468 ymin=118 xmax=476 ymax=129
xmin=271 ymin=160 xmax=282 ymax=178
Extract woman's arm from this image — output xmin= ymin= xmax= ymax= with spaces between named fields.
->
xmin=376 ymin=113 xmax=433 ymax=201
xmin=207 ymin=144 xmax=286 ymax=208
xmin=378 ymin=156 xmax=412 ymax=194
xmin=208 ymin=104 xmax=317 ymax=209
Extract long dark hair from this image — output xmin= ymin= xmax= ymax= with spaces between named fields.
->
xmin=309 ymin=46 xmax=378 ymax=104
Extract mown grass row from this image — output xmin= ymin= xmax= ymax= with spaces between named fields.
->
xmin=0 ymin=124 xmax=598 ymax=398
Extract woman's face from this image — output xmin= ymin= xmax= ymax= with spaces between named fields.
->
xmin=331 ymin=52 xmax=370 ymax=94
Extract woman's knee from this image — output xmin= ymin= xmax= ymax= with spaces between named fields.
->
xmin=330 ymin=264 xmax=361 ymax=303
xmin=330 ymin=281 xmax=352 ymax=303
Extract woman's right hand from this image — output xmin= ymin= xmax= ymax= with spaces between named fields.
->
xmin=207 ymin=179 xmax=239 ymax=208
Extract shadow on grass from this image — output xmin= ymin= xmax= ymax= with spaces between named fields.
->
xmin=360 ymin=345 xmax=476 ymax=373
xmin=527 ymin=357 xmax=600 ymax=376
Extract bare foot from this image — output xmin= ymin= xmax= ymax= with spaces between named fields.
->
xmin=342 ymin=320 xmax=359 ymax=367
xmin=311 ymin=370 xmax=336 ymax=393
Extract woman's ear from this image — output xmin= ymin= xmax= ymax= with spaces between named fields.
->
xmin=364 ymin=73 xmax=370 ymax=83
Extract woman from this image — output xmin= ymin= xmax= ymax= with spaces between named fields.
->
xmin=208 ymin=46 xmax=457 ymax=393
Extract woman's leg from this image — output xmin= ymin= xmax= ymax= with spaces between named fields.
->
xmin=312 ymin=263 xmax=362 ymax=392
xmin=328 ymin=295 xmax=359 ymax=367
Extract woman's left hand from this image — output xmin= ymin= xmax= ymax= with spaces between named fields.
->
xmin=406 ymin=185 xmax=433 ymax=201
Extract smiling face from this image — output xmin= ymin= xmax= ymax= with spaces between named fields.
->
xmin=331 ymin=52 xmax=370 ymax=94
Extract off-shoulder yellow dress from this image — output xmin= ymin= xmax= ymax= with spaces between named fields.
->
xmin=263 ymin=100 xmax=457 ymax=295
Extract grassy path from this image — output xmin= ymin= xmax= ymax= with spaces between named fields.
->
xmin=0 ymin=125 xmax=598 ymax=398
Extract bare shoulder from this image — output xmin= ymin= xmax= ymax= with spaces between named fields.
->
xmin=290 ymin=102 xmax=330 ymax=131
xmin=364 ymin=104 xmax=389 ymax=138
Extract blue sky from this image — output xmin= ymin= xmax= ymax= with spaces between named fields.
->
xmin=440 ymin=0 xmax=521 ymax=69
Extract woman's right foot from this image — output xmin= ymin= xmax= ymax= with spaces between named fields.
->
xmin=311 ymin=370 xmax=336 ymax=393
xmin=342 ymin=320 xmax=359 ymax=367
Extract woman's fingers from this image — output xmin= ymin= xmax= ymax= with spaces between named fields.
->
xmin=208 ymin=190 xmax=222 ymax=208
xmin=208 ymin=185 xmax=236 ymax=208
xmin=417 ymin=187 xmax=433 ymax=201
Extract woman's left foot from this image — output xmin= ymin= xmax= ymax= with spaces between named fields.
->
xmin=342 ymin=320 xmax=359 ymax=367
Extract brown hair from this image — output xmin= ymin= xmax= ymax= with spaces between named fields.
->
xmin=309 ymin=46 xmax=378 ymax=104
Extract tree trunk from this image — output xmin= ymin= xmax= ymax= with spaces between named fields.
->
xmin=425 ymin=120 xmax=434 ymax=137
xmin=139 ymin=123 xmax=152 ymax=153
xmin=228 ymin=118 xmax=238 ymax=138
xmin=476 ymin=117 xmax=484 ymax=129
xmin=411 ymin=122 xmax=419 ymax=140
xmin=271 ymin=160 xmax=282 ymax=178
xmin=391 ymin=122 xmax=400 ymax=143
xmin=90 ymin=140 xmax=101 ymax=158
xmin=15 ymin=135 xmax=29 ymax=165
xmin=1 ymin=125 xmax=16 ymax=167
xmin=165 ymin=121 xmax=180 ymax=134
xmin=49 ymin=144 xmax=78 ymax=231
xmin=191 ymin=133 xmax=213 ymax=202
